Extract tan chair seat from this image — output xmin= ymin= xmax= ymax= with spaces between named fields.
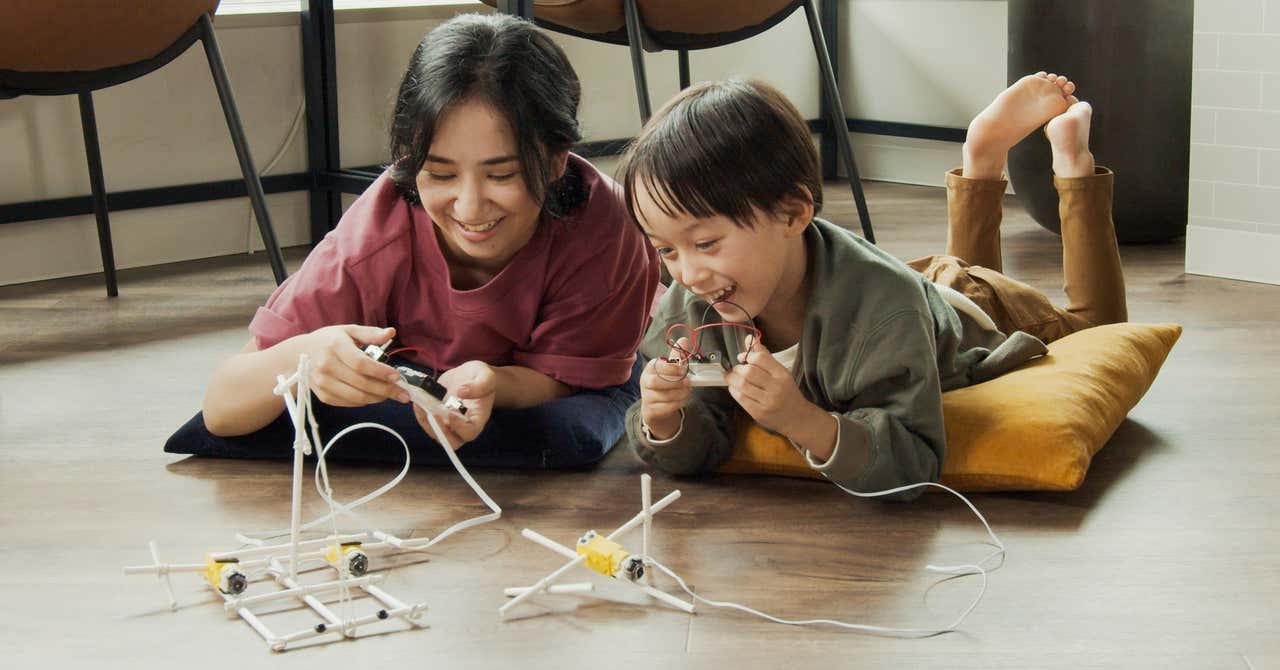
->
xmin=0 ymin=1 xmax=220 ymax=73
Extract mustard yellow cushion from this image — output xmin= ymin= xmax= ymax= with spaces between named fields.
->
xmin=718 ymin=322 xmax=1182 ymax=492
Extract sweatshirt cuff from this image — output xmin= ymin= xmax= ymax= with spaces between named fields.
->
xmin=806 ymin=413 xmax=874 ymax=484
xmin=800 ymin=412 xmax=843 ymax=468
xmin=641 ymin=409 xmax=685 ymax=444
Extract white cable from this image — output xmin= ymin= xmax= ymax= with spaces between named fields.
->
xmin=246 ymin=99 xmax=307 ymax=254
xmin=645 ymin=480 xmax=1005 ymax=637
xmin=647 ymin=557 xmax=985 ymax=638
xmin=254 ymin=358 xmax=501 ymax=549
xmin=827 ymin=480 xmax=1006 ymax=574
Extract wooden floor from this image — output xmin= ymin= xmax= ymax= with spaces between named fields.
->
xmin=2 ymin=181 xmax=1277 ymax=668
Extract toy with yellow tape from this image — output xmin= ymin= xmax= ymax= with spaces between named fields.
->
xmin=576 ymin=531 xmax=644 ymax=581
xmin=325 ymin=542 xmax=369 ymax=577
xmin=203 ymin=557 xmax=247 ymax=595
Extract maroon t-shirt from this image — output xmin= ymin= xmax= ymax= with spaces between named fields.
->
xmin=249 ymin=154 xmax=658 ymax=389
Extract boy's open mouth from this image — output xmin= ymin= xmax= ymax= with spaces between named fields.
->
xmin=707 ymin=284 xmax=736 ymax=303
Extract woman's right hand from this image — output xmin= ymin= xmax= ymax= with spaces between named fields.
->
xmin=639 ymin=337 xmax=694 ymax=440
xmin=303 ymin=325 xmax=411 ymax=407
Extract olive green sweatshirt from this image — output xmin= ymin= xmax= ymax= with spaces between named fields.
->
xmin=625 ymin=218 xmax=1047 ymax=500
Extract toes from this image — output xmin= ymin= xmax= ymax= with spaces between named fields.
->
xmin=1046 ymin=73 xmax=1059 ymax=83
xmin=1035 ymin=70 xmax=1048 ymax=79
xmin=1062 ymin=80 xmax=1076 ymax=95
xmin=1066 ymin=94 xmax=1080 ymax=106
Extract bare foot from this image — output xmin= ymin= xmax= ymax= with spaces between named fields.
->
xmin=1044 ymin=101 xmax=1095 ymax=178
xmin=963 ymin=73 xmax=1075 ymax=179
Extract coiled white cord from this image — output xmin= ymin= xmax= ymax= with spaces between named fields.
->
xmin=647 ymin=480 xmax=1004 ymax=637
xmin=247 ymin=356 xmax=502 ymax=552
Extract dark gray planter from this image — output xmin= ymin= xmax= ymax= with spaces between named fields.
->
xmin=1006 ymin=0 xmax=1193 ymax=243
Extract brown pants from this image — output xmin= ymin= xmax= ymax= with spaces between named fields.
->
xmin=907 ymin=167 xmax=1127 ymax=343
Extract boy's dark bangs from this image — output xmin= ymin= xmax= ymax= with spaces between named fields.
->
xmin=624 ymin=126 xmax=757 ymax=227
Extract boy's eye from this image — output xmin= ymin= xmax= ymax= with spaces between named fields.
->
xmin=654 ymin=246 xmax=675 ymax=258
xmin=425 ymin=173 xmax=455 ymax=181
xmin=694 ymin=239 xmax=719 ymax=251
xmin=489 ymin=172 xmax=517 ymax=181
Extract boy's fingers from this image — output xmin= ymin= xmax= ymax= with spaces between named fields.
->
xmin=645 ymin=360 xmax=689 ymax=386
xmin=665 ymin=336 xmax=692 ymax=362
xmin=646 ymin=386 xmax=691 ymax=405
xmin=727 ymin=382 xmax=764 ymax=408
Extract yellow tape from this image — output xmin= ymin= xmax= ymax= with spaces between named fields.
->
xmin=576 ymin=533 xmax=630 ymax=578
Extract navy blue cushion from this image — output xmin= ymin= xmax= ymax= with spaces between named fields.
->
xmin=165 ymin=357 xmax=643 ymax=469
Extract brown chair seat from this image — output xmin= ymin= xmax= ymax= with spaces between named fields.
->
xmin=0 ymin=0 xmax=219 ymax=73
xmin=1 ymin=0 xmax=287 ymax=296
xmin=480 ymin=0 xmax=798 ymax=49
xmin=479 ymin=0 xmax=876 ymax=243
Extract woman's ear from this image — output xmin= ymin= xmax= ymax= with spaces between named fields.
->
xmin=552 ymin=150 xmax=570 ymax=180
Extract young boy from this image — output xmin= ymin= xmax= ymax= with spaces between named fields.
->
xmin=620 ymin=73 xmax=1125 ymax=498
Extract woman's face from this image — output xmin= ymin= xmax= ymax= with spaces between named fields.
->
xmin=416 ymin=96 xmax=563 ymax=278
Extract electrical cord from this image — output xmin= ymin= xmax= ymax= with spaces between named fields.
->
xmin=645 ymin=480 xmax=1004 ymax=637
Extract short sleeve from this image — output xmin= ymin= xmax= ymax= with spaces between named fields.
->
xmin=247 ymin=176 xmax=409 ymax=349
xmin=248 ymin=241 xmax=377 ymax=349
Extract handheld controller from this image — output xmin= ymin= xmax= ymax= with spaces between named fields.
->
xmin=363 ymin=342 xmax=467 ymax=417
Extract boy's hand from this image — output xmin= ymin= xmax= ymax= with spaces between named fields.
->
xmin=640 ymin=337 xmax=694 ymax=440
xmin=726 ymin=338 xmax=815 ymax=438
xmin=415 ymin=360 xmax=496 ymax=449
xmin=305 ymin=325 xmax=410 ymax=407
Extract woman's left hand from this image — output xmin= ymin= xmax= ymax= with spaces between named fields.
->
xmin=413 ymin=360 xmax=496 ymax=449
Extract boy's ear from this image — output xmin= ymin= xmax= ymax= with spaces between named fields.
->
xmin=778 ymin=192 xmax=815 ymax=238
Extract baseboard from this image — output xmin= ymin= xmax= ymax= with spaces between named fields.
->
xmin=1185 ymin=224 xmax=1280 ymax=286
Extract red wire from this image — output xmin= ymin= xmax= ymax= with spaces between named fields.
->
xmin=663 ymin=320 xmax=762 ymax=365
xmin=386 ymin=346 xmax=432 ymax=359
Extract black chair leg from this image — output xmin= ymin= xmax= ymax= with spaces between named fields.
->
xmin=802 ymin=0 xmax=875 ymax=244
xmin=198 ymin=14 xmax=288 ymax=285
xmin=678 ymin=50 xmax=691 ymax=90
xmin=623 ymin=0 xmax=652 ymax=123
xmin=77 ymin=91 xmax=118 ymax=297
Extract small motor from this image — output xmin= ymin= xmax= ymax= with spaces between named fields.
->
xmin=576 ymin=530 xmax=645 ymax=582
xmin=325 ymin=542 xmax=369 ymax=577
xmin=204 ymin=557 xmax=248 ymax=595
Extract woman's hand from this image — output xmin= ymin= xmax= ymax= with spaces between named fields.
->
xmin=415 ymin=360 xmax=497 ymax=449
xmin=304 ymin=325 xmax=409 ymax=407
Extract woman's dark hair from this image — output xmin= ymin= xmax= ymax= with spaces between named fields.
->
xmin=618 ymin=79 xmax=823 ymax=228
xmin=389 ymin=13 xmax=586 ymax=217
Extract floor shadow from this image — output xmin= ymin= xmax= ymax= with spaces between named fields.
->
xmin=0 ymin=248 xmax=307 ymax=364
xmin=977 ymin=418 xmax=1169 ymax=531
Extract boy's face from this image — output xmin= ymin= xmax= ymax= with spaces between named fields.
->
xmin=635 ymin=181 xmax=809 ymax=324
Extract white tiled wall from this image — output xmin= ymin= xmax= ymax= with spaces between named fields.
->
xmin=1186 ymin=0 xmax=1280 ymax=285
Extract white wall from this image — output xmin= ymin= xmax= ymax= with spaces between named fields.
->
xmin=0 ymin=1 xmax=1006 ymax=286
xmin=1185 ymin=0 xmax=1280 ymax=285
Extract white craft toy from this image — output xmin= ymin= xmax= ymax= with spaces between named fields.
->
xmin=500 ymin=473 xmax=694 ymax=616
xmin=124 ymin=353 xmax=502 ymax=651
